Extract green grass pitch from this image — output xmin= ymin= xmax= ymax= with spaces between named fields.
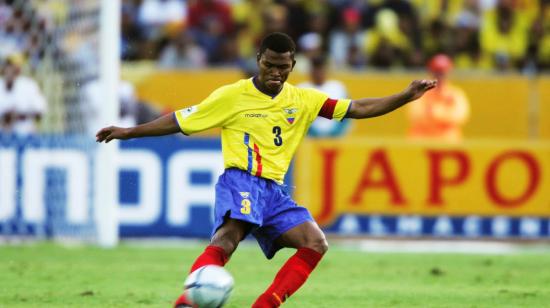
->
xmin=1 ymin=242 xmax=550 ymax=307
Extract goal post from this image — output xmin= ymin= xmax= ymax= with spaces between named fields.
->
xmin=95 ymin=0 xmax=121 ymax=247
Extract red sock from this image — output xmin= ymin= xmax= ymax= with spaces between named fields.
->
xmin=174 ymin=245 xmax=229 ymax=307
xmin=189 ymin=245 xmax=229 ymax=272
xmin=252 ymin=247 xmax=323 ymax=308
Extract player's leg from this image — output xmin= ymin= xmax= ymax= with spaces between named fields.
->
xmin=275 ymin=220 xmax=328 ymax=254
xmin=189 ymin=217 xmax=252 ymax=272
xmin=253 ymin=221 xmax=327 ymax=307
xmin=175 ymin=168 xmax=262 ymax=307
xmin=174 ymin=217 xmax=252 ymax=307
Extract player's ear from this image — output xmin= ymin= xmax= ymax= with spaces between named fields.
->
xmin=256 ymin=53 xmax=261 ymax=63
xmin=291 ymin=59 xmax=296 ymax=70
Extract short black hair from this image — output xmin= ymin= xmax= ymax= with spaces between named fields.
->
xmin=258 ymin=32 xmax=296 ymax=57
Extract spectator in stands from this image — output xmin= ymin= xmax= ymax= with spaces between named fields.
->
xmin=365 ymin=8 xmax=415 ymax=68
xmin=188 ymin=0 xmax=233 ymax=34
xmin=261 ymin=3 xmax=288 ymax=35
xmin=298 ymin=55 xmax=350 ymax=137
xmin=0 ymin=0 xmax=10 ymax=26
xmin=453 ymin=21 xmax=484 ymax=70
xmin=284 ymin=0 xmax=308 ymax=41
xmin=295 ymin=8 xmax=336 ymax=65
xmin=0 ymin=53 xmax=47 ymax=135
xmin=480 ymin=0 xmax=532 ymax=70
xmin=452 ymin=0 xmax=484 ymax=70
xmin=231 ymin=0 xmax=270 ymax=63
xmin=121 ymin=0 xmax=146 ymax=61
xmin=365 ymin=0 xmax=423 ymax=67
xmin=1 ymin=1 xmax=55 ymax=71
xmin=295 ymin=32 xmax=323 ymax=73
xmin=238 ymin=3 xmax=290 ymax=74
xmin=158 ymin=30 xmax=207 ymax=69
xmin=187 ymin=0 xmax=234 ymax=64
xmin=215 ymin=33 xmax=243 ymax=66
xmin=453 ymin=0 xmax=482 ymax=29
xmin=299 ymin=1 xmax=338 ymax=42
xmin=329 ymin=7 xmax=366 ymax=69
xmin=422 ymin=18 xmax=453 ymax=59
xmin=138 ymin=0 xmax=186 ymax=38
xmin=296 ymin=12 xmax=330 ymax=58
xmin=23 ymin=26 xmax=47 ymax=70
xmin=531 ymin=0 xmax=550 ymax=71
xmin=410 ymin=0 xmax=470 ymax=30
xmin=407 ymin=54 xmax=469 ymax=143
xmin=0 ymin=7 xmax=23 ymax=59
xmin=136 ymin=0 xmax=187 ymax=60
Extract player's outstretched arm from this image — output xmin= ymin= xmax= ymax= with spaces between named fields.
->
xmin=96 ymin=113 xmax=180 ymax=143
xmin=346 ymin=79 xmax=437 ymax=119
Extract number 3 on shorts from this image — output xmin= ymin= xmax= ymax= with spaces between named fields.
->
xmin=240 ymin=199 xmax=251 ymax=215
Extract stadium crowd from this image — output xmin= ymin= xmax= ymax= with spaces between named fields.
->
xmin=0 ymin=0 xmax=549 ymax=74
xmin=119 ymin=0 xmax=550 ymax=73
xmin=0 ymin=0 xmax=548 ymax=135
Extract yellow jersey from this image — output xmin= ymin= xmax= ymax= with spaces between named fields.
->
xmin=174 ymin=78 xmax=351 ymax=183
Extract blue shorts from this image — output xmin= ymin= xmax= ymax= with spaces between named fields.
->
xmin=212 ymin=168 xmax=313 ymax=259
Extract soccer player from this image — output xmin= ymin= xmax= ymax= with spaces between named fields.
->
xmin=96 ymin=32 xmax=436 ymax=307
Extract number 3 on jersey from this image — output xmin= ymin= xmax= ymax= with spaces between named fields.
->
xmin=273 ymin=126 xmax=283 ymax=146
xmin=240 ymin=199 xmax=251 ymax=214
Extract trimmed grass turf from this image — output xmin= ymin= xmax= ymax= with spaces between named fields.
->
xmin=1 ymin=242 xmax=550 ymax=307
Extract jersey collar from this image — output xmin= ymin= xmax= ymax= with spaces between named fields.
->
xmin=251 ymin=76 xmax=284 ymax=99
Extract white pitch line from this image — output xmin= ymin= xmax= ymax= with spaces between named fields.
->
xmin=335 ymin=239 xmax=550 ymax=254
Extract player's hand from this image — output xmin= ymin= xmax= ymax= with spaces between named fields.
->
xmin=95 ymin=126 xmax=130 ymax=143
xmin=405 ymin=79 xmax=437 ymax=101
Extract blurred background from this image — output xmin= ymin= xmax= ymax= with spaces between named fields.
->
xmin=0 ymin=0 xmax=549 ymax=244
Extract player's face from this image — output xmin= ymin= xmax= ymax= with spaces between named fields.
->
xmin=257 ymin=49 xmax=295 ymax=95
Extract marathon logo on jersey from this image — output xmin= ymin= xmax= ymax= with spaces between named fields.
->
xmin=179 ymin=106 xmax=198 ymax=119
xmin=283 ymin=108 xmax=298 ymax=124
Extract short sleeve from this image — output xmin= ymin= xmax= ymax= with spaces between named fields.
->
xmin=317 ymin=98 xmax=352 ymax=121
xmin=173 ymin=85 xmax=235 ymax=135
xmin=301 ymin=87 xmax=351 ymax=122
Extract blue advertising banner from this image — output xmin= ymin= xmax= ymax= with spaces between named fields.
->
xmin=118 ymin=135 xmax=222 ymax=237
xmin=0 ymin=134 xmax=225 ymax=238
xmin=1 ymin=134 xmax=548 ymax=240
xmin=0 ymin=134 xmax=97 ymax=237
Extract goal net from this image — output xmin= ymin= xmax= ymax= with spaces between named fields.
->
xmin=0 ymin=0 xmax=119 ymax=246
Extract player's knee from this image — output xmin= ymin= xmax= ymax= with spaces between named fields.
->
xmin=306 ymin=237 xmax=329 ymax=255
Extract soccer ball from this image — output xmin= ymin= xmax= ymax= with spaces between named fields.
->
xmin=184 ymin=265 xmax=234 ymax=308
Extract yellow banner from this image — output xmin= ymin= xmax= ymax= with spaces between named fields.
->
xmin=294 ymin=139 xmax=550 ymax=226
xmin=124 ymin=66 xmax=550 ymax=140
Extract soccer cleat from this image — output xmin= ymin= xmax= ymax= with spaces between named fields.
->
xmin=173 ymin=292 xmax=197 ymax=308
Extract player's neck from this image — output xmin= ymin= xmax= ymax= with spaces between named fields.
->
xmin=253 ymin=76 xmax=283 ymax=98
